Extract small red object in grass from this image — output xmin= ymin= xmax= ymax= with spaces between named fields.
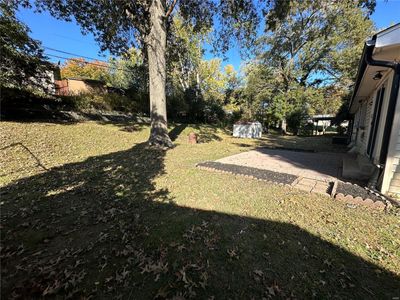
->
xmin=188 ymin=132 xmax=197 ymax=144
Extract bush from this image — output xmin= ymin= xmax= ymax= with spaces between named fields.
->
xmin=61 ymin=92 xmax=141 ymax=112
xmin=167 ymin=91 xmax=189 ymax=121
xmin=227 ymin=109 xmax=242 ymax=125
xmin=287 ymin=109 xmax=308 ymax=135
xmin=204 ymin=102 xmax=226 ymax=124
xmin=61 ymin=93 xmax=105 ymax=110
xmin=298 ymin=122 xmax=314 ymax=136
xmin=103 ymin=93 xmax=139 ymax=112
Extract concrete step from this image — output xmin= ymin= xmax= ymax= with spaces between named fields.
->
xmin=356 ymin=155 xmax=375 ymax=174
xmin=390 ymin=178 xmax=400 ymax=188
xmin=393 ymin=172 xmax=400 ymax=181
xmin=388 ymin=185 xmax=400 ymax=194
xmin=342 ymin=156 xmax=374 ymax=180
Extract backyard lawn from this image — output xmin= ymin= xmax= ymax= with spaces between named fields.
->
xmin=1 ymin=120 xmax=399 ymax=299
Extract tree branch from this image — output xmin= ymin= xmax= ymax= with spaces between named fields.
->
xmin=165 ymin=0 xmax=178 ymax=18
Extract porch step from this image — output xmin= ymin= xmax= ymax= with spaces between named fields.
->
xmin=393 ymin=172 xmax=400 ymax=181
xmin=389 ymin=165 xmax=400 ymax=195
xmin=388 ymin=185 xmax=400 ymax=194
xmin=342 ymin=155 xmax=375 ymax=180
xmin=392 ymin=165 xmax=400 ymax=180
xmin=356 ymin=155 xmax=376 ymax=174
xmin=390 ymin=178 xmax=400 ymax=187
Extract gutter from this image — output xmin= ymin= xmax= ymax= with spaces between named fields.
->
xmin=364 ymin=38 xmax=400 ymax=165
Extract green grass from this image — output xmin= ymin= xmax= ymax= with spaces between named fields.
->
xmin=1 ymin=120 xmax=399 ymax=299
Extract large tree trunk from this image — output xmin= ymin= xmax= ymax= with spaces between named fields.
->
xmin=147 ymin=0 xmax=173 ymax=148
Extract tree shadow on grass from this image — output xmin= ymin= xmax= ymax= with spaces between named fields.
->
xmin=168 ymin=124 xmax=188 ymax=142
xmin=232 ymin=134 xmax=348 ymax=154
xmin=1 ymin=142 xmax=399 ymax=299
xmin=191 ymin=124 xmax=230 ymax=143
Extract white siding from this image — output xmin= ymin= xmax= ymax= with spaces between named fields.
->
xmin=351 ymin=109 xmax=359 ymax=143
xmin=354 ymin=100 xmax=369 ymax=153
xmin=387 ymin=94 xmax=400 ymax=196
xmin=372 ymin=77 xmax=391 ymax=163
xmin=363 ymin=95 xmax=374 ymax=154
xmin=382 ymin=78 xmax=400 ymax=195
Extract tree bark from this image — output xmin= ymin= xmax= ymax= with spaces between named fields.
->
xmin=147 ymin=0 xmax=173 ymax=148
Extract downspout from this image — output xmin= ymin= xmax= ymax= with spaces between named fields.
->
xmin=364 ymin=38 xmax=400 ymax=189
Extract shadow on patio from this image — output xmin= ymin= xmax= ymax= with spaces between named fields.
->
xmin=216 ymin=147 xmax=352 ymax=181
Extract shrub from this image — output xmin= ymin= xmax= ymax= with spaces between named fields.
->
xmin=287 ymin=109 xmax=309 ymax=135
xmin=103 ymin=93 xmax=138 ymax=112
xmin=228 ymin=109 xmax=242 ymax=125
xmin=299 ymin=122 xmax=314 ymax=136
xmin=61 ymin=92 xmax=141 ymax=112
xmin=204 ymin=102 xmax=226 ymax=124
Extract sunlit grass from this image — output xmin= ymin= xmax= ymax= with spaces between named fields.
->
xmin=1 ymin=120 xmax=399 ymax=298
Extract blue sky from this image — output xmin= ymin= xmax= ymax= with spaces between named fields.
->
xmin=17 ymin=1 xmax=400 ymax=71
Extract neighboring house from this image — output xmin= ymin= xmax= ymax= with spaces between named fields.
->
xmin=311 ymin=114 xmax=335 ymax=135
xmin=346 ymin=23 xmax=400 ymax=197
xmin=55 ymin=78 xmax=107 ymax=95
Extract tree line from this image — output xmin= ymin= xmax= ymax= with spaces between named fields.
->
xmin=1 ymin=0 xmax=374 ymax=146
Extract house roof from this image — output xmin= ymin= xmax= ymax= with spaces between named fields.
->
xmin=349 ymin=23 xmax=400 ymax=114
xmin=311 ymin=114 xmax=335 ymax=121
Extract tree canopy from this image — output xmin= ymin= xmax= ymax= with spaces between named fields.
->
xmin=17 ymin=0 xmax=262 ymax=147
xmin=60 ymin=58 xmax=110 ymax=82
xmin=241 ymin=0 xmax=374 ymax=132
xmin=6 ymin=0 xmax=379 ymax=137
xmin=0 ymin=3 xmax=48 ymax=89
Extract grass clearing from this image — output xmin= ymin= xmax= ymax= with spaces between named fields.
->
xmin=1 ymin=120 xmax=399 ymax=299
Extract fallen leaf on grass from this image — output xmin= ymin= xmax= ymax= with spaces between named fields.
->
xmin=227 ymin=248 xmax=239 ymax=260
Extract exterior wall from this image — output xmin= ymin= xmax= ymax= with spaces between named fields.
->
xmin=55 ymin=79 xmax=69 ymax=95
xmin=353 ymin=98 xmax=369 ymax=154
xmin=55 ymin=79 xmax=106 ymax=95
xmin=352 ymin=72 xmax=393 ymax=163
xmin=381 ymin=80 xmax=400 ymax=196
xmin=351 ymin=109 xmax=360 ymax=144
xmin=67 ymin=79 xmax=105 ymax=94
xmin=350 ymin=70 xmax=400 ymax=196
xmin=372 ymin=73 xmax=393 ymax=163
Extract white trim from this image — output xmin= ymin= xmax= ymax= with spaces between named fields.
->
xmin=372 ymin=74 xmax=392 ymax=163
xmin=375 ymin=24 xmax=400 ymax=48
xmin=365 ymin=91 xmax=376 ymax=156
xmin=381 ymin=81 xmax=400 ymax=194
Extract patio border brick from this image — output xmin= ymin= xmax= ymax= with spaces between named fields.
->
xmin=196 ymin=161 xmax=396 ymax=212
xmin=196 ymin=161 xmax=297 ymax=185
xmin=334 ymin=188 xmax=389 ymax=211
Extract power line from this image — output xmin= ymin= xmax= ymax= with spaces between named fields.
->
xmin=44 ymin=46 xmax=111 ymax=64
xmin=43 ymin=46 xmax=138 ymax=74
xmin=45 ymin=53 xmax=136 ymax=74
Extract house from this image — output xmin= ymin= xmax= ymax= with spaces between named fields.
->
xmin=345 ymin=23 xmax=400 ymax=197
xmin=55 ymin=78 xmax=107 ymax=95
xmin=310 ymin=114 xmax=335 ymax=135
